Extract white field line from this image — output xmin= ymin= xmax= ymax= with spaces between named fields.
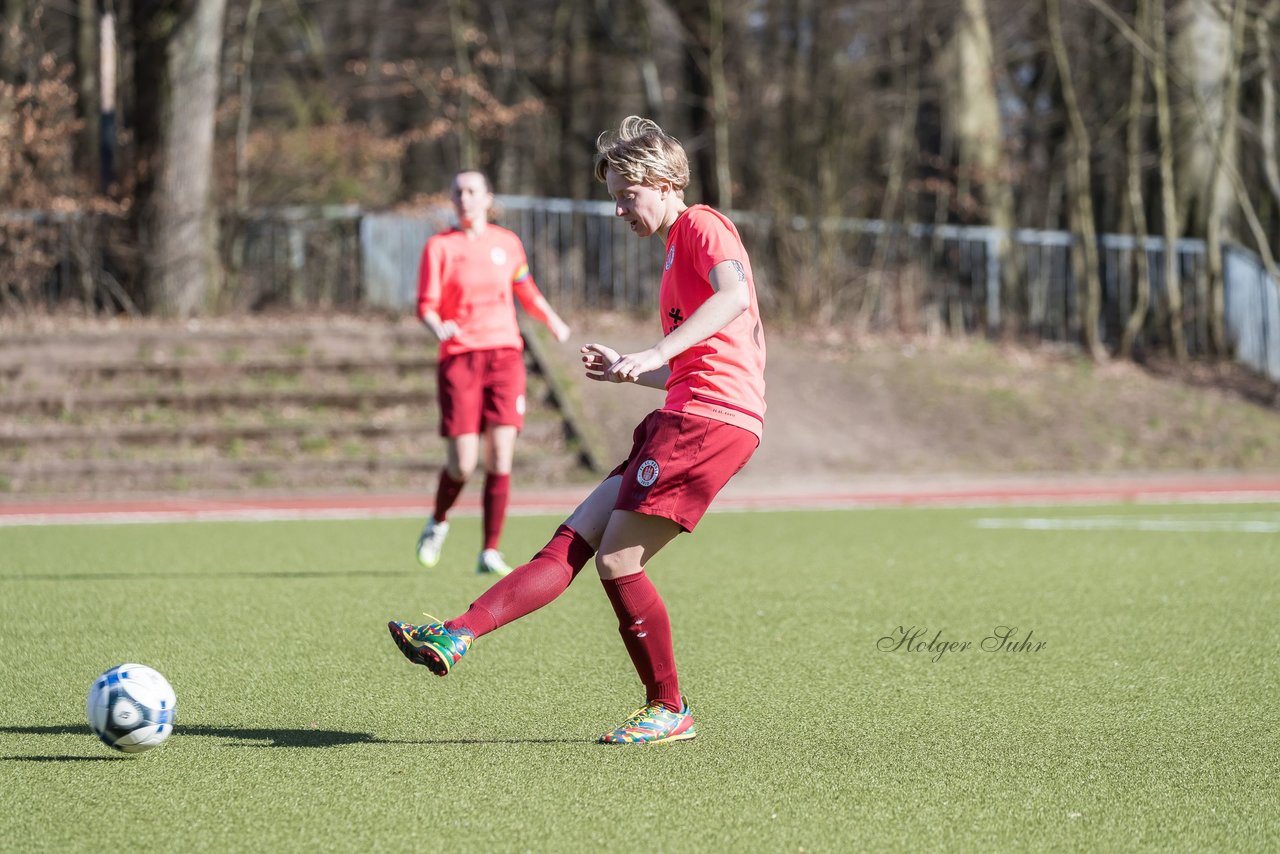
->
xmin=975 ymin=516 xmax=1280 ymax=533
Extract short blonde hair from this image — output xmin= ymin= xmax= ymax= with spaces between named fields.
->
xmin=594 ymin=116 xmax=690 ymax=191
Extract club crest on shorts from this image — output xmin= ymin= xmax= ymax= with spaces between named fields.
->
xmin=664 ymin=246 xmax=675 ymax=271
xmin=516 ymin=394 xmax=526 ymax=415
xmin=491 ymin=247 xmax=507 ymax=266
xmin=636 ymin=459 xmax=660 ymax=487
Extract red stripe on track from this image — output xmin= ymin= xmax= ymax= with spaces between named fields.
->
xmin=1 ymin=475 xmax=1279 ymax=526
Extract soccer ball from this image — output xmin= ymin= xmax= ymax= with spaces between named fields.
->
xmin=86 ymin=664 xmax=177 ymax=754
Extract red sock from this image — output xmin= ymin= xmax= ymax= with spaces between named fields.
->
xmin=601 ymin=571 xmax=681 ymax=713
xmin=445 ymin=524 xmax=596 ymax=638
xmin=433 ymin=470 xmax=465 ymax=522
xmin=482 ymin=473 xmax=511 ymax=551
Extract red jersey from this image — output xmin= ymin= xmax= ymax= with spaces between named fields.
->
xmin=417 ymin=225 xmax=547 ymax=358
xmin=659 ymin=206 xmax=767 ymax=438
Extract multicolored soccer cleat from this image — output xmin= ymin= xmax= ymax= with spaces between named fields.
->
xmin=597 ymin=697 xmax=697 ymax=745
xmin=415 ymin=517 xmax=450 ymax=568
xmin=387 ymin=617 xmax=474 ymax=676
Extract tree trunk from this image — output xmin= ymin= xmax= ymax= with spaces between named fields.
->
xmin=635 ymin=5 xmax=666 ymax=127
xmin=1151 ymin=0 xmax=1187 ymax=359
xmin=234 ymin=0 xmax=262 ymax=212
xmin=1 ymin=0 xmax=27 ymax=82
xmin=1202 ymin=0 xmax=1247 ymax=356
xmin=940 ymin=0 xmax=1019 ymax=334
xmin=1171 ymin=0 xmax=1233 ymax=236
xmin=74 ymin=0 xmax=100 ymax=188
xmin=1260 ymin=1 xmax=1280 ymax=213
xmin=670 ymin=0 xmax=733 ymax=207
xmin=707 ymin=0 xmax=732 ymax=209
xmin=680 ymin=16 xmax=714 ymax=205
xmin=227 ymin=0 xmax=262 ymax=302
xmin=447 ymin=0 xmax=478 ymax=169
xmin=857 ymin=18 xmax=922 ymax=334
xmin=1048 ymin=0 xmax=1106 ymax=361
xmin=1120 ymin=0 xmax=1151 ymax=359
xmin=133 ymin=0 xmax=228 ymax=317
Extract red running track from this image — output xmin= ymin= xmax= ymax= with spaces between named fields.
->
xmin=1 ymin=473 xmax=1279 ymax=527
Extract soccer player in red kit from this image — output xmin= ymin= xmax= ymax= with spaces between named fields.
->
xmin=415 ymin=170 xmax=571 ymax=576
xmin=390 ymin=118 xmax=765 ymax=744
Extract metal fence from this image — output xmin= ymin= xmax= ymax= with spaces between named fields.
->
xmin=5 ymin=199 xmax=1279 ymax=381
xmin=362 ymin=197 xmax=1247 ymax=368
xmin=1225 ymin=245 xmax=1280 ymax=380
xmin=361 ymin=197 xmax=666 ymax=313
xmin=230 ymin=205 xmax=364 ymax=310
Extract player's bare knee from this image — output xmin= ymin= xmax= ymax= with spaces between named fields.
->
xmin=594 ymin=550 xmax=622 ymax=579
xmin=595 ymin=550 xmax=640 ymax=580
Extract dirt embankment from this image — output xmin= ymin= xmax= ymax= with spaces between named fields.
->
xmin=4 ymin=310 xmax=1278 ymax=499
xmin=537 ymin=311 xmax=1280 ymax=485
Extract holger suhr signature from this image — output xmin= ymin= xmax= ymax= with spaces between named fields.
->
xmin=877 ymin=626 xmax=1047 ymax=662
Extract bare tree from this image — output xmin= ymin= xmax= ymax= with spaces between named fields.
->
xmin=132 ymin=0 xmax=228 ymax=316
xmin=1151 ymin=0 xmax=1187 ymax=359
xmin=74 ymin=0 xmax=100 ymax=187
xmin=447 ymin=0 xmax=478 ymax=169
xmin=3 ymin=0 xmax=1275 ymax=353
xmin=1120 ymin=0 xmax=1152 ymax=359
xmin=1048 ymin=0 xmax=1106 ymax=360
xmin=666 ymin=0 xmax=734 ymax=207
xmin=233 ymin=0 xmax=261 ymax=213
xmin=1 ymin=0 xmax=28 ymax=82
xmin=1201 ymin=0 xmax=1247 ymax=355
xmin=939 ymin=0 xmax=1019 ymax=333
xmin=1260 ymin=0 xmax=1280 ymax=212
xmin=1171 ymin=0 xmax=1234 ymax=236
xmin=857 ymin=8 xmax=923 ymax=334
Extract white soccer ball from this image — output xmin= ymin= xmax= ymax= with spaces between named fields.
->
xmin=86 ymin=664 xmax=177 ymax=754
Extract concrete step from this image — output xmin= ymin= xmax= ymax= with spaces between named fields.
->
xmin=0 ymin=316 xmax=595 ymax=496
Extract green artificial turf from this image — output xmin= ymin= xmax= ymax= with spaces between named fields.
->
xmin=1 ymin=504 xmax=1277 ymax=852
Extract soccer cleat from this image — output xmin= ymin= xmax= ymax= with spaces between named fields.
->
xmin=597 ymin=697 xmax=697 ymax=745
xmin=415 ymin=517 xmax=449 ymax=568
xmin=476 ymin=548 xmax=513 ymax=576
xmin=387 ymin=616 xmax=474 ymax=676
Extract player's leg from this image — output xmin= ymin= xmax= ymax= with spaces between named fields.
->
xmin=417 ymin=352 xmax=483 ymax=568
xmin=441 ymin=431 xmax=480 ymax=514
xmin=389 ymin=475 xmax=623 ymax=675
xmin=595 ymin=509 xmax=695 ymax=744
xmin=594 ymin=411 xmax=759 ymax=744
xmin=416 ymin=433 xmax=477 ymax=567
xmin=476 ymin=424 xmax=517 ymax=575
xmin=475 ymin=348 xmax=526 ymax=574
xmin=447 ymin=432 xmax=481 ymax=481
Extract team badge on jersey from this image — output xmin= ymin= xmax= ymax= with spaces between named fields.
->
xmin=636 ymin=459 xmax=660 ymax=487
xmin=664 ymin=246 xmax=675 ymax=271
xmin=491 ymin=247 xmax=508 ymax=266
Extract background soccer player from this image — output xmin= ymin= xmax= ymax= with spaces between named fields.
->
xmin=390 ymin=117 xmax=766 ymax=744
xmin=415 ymin=170 xmax=572 ymax=576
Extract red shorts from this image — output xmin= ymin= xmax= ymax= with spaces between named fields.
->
xmin=608 ymin=409 xmax=760 ymax=532
xmin=437 ymin=347 xmax=527 ymax=437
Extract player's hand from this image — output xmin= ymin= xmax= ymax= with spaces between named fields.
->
xmin=606 ymin=348 xmax=665 ymax=383
xmin=581 ymin=343 xmax=621 ymax=381
xmin=549 ymin=316 xmax=571 ymax=343
xmin=434 ymin=320 xmax=460 ymax=342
